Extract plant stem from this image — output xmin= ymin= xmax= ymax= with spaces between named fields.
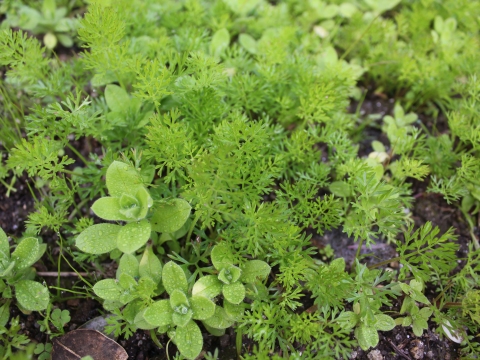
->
xmin=368 ymin=256 xmax=401 ymax=270
xmin=66 ymin=142 xmax=89 ymax=166
xmin=150 ymin=330 xmax=164 ymax=349
xmin=340 ymin=14 xmax=380 ymax=61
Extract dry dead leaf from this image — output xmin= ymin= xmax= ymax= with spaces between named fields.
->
xmin=52 ymin=329 xmax=128 ymax=360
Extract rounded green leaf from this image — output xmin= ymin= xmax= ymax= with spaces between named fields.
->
xmin=374 ymin=314 xmax=396 ymax=331
xmin=76 ymin=224 xmax=121 ymax=254
xmin=0 ymin=228 xmax=10 ymax=261
xmin=93 ymin=279 xmax=122 ymax=301
xmin=43 ymin=32 xmax=57 ymax=49
xmin=211 ymin=243 xmax=234 ymax=270
xmin=91 ymin=197 xmax=131 ymax=221
xmin=134 ymin=308 xmax=158 ymax=330
xmin=162 ymin=261 xmax=188 ymax=295
xmin=172 ymin=310 xmax=193 ymax=327
xmin=14 ymin=280 xmax=49 ymax=311
xmin=105 ymin=161 xmax=143 ymax=198
xmin=210 ymin=28 xmax=230 ymax=58
xmin=170 ymin=289 xmax=189 ymax=308
xmin=239 ymin=33 xmax=257 ymax=54
xmin=355 ymin=325 xmax=379 ymax=350
xmin=191 ymin=296 xmax=215 ymax=320
xmin=12 ymin=237 xmax=39 ymax=271
xmin=105 ymin=84 xmax=131 ymax=113
xmin=222 ymin=282 xmax=245 ymax=305
xmin=117 ymin=253 xmax=139 ymax=279
xmin=144 ymin=300 xmax=173 ymax=327
xmin=329 ymin=181 xmax=352 ymax=197
xmin=174 ymin=320 xmax=203 ymax=360
xmin=240 ymin=260 xmax=271 ymax=283
xmin=202 ymin=306 xmax=234 ymax=330
xmin=224 ymin=300 xmax=244 ymax=321
xmin=139 ymin=245 xmax=162 ymax=285
xmin=204 ymin=323 xmax=225 ymax=336
xmin=218 ymin=265 xmax=241 ymax=285
xmin=192 ymin=275 xmax=222 ymax=299
xmin=116 ymin=220 xmax=151 ymax=254
xmin=150 ymin=199 xmax=191 ymax=233
xmin=135 ymin=187 xmax=153 ymax=220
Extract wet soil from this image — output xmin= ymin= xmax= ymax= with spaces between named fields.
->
xmin=1 ymin=94 xmax=477 ymax=359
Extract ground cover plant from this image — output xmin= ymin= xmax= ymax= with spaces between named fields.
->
xmin=1 ymin=0 xmax=480 ymax=359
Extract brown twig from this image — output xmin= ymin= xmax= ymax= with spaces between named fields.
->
xmin=37 ymin=271 xmax=89 ymax=277
xmin=385 ymin=339 xmax=413 ymax=360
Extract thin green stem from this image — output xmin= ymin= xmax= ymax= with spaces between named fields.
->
xmin=340 ymin=14 xmax=380 ymax=61
xmin=368 ymin=256 xmax=401 ymax=270
xmin=150 ymin=330 xmax=164 ymax=349
xmin=58 ymin=240 xmax=93 ymax=288
xmin=66 ymin=142 xmax=89 ymax=166
xmin=352 ymin=237 xmax=365 ymax=272
xmin=186 ymin=212 xmax=201 ymax=244
xmin=49 ymin=286 xmax=89 ymax=296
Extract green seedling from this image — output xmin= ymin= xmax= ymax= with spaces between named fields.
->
xmin=337 ymin=302 xmax=396 ymax=350
xmin=76 ymin=160 xmax=191 ymax=255
xmin=6 ymin=0 xmax=77 ymax=49
xmin=0 ymin=228 xmax=49 ymax=312
xmin=139 ymin=261 xmax=216 ymax=359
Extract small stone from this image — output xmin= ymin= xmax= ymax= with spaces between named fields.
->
xmin=409 ymin=339 xmax=425 ymax=359
xmin=426 ymin=351 xmax=435 ymax=359
xmin=367 ymin=349 xmax=383 ymax=360
xmin=389 ymin=261 xmax=399 ymax=268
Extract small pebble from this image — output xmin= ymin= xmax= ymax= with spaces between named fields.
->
xmin=409 ymin=339 xmax=425 ymax=359
xmin=367 ymin=349 xmax=383 ymax=360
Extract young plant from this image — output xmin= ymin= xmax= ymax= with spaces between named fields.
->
xmin=75 ymin=160 xmax=191 ymax=255
xmin=0 ymin=228 xmax=49 ymax=313
xmin=5 ymin=0 xmax=78 ymax=49
xmin=139 ymin=261 xmax=216 ymax=359
xmin=191 ymin=243 xmax=270 ymax=335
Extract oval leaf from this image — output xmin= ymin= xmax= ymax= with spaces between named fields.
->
xmin=192 ymin=275 xmax=222 ymax=299
xmin=93 ymin=279 xmax=122 ymax=302
xmin=143 ymin=300 xmax=173 ymax=327
xmin=134 ymin=308 xmax=158 ymax=330
xmin=116 ymin=220 xmax=151 ymax=254
xmin=0 ymin=228 xmax=9 ymax=261
xmin=222 ymin=282 xmax=245 ymax=305
xmin=239 ymin=33 xmax=257 ymax=54
xmin=139 ymin=245 xmax=162 ymax=285
xmin=190 ymin=296 xmax=216 ymax=320
xmin=116 ymin=253 xmax=139 ymax=279
xmin=202 ymin=306 xmax=235 ymax=330
xmin=224 ymin=300 xmax=244 ymax=321
xmin=76 ymin=224 xmax=121 ymax=254
xmin=105 ymin=84 xmax=131 ymax=113
xmin=374 ymin=314 xmax=396 ymax=331
xmin=355 ymin=325 xmax=379 ymax=350
xmin=240 ymin=260 xmax=271 ymax=283
xmin=211 ymin=243 xmax=234 ymax=270
xmin=162 ymin=261 xmax=188 ymax=295
xmin=150 ymin=199 xmax=191 ymax=233
xmin=105 ymin=161 xmax=143 ymax=198
xmin=91 ymin=197 xmax=131 ymax=221
xmin=174 ymin=321 xmax=203 ymax=360
xmin=210 ymin=28 xmax=230 ymax=58
xmin=14 ymin=280 xmax=49 ymax=311
xmin=12 ymin=237 xmax=39 ymax=271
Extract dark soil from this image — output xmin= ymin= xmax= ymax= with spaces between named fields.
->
xmin=1 ymin=95 xmax=476 ymax=359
